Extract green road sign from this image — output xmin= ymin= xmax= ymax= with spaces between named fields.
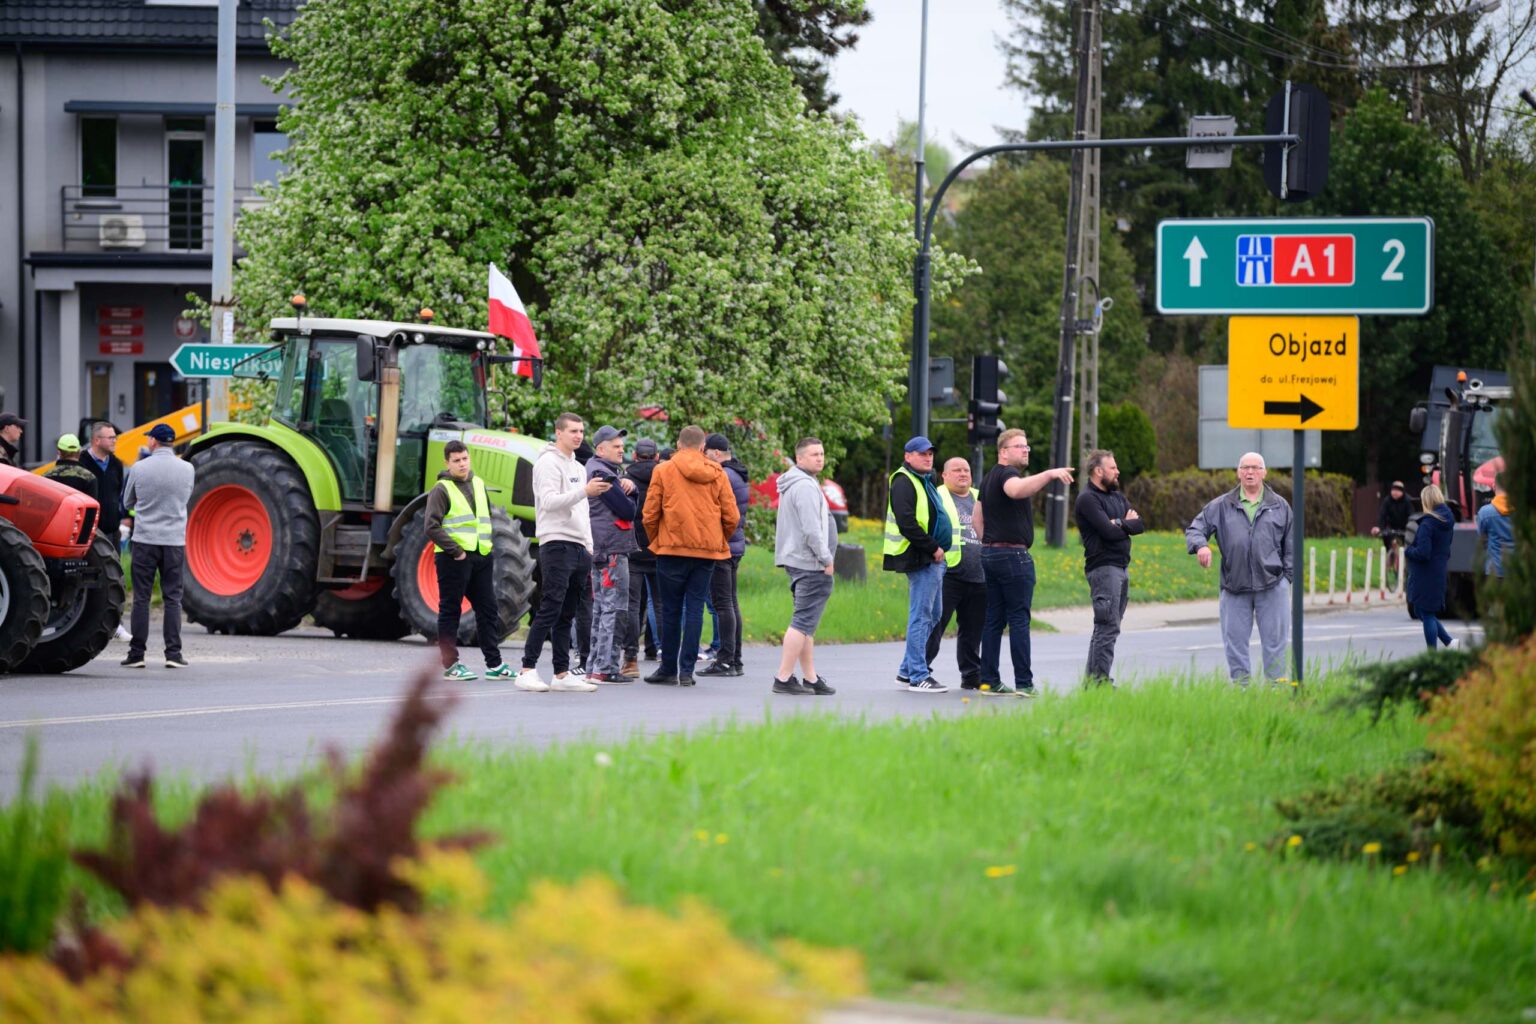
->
xmin=1156 ymin=217 xmax=1433 ymax=315
xmin=170 ymin=343 xmax=277 ymax=378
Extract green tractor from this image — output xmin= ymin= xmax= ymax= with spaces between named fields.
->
xmin=182 ymin=309 xmax=542 ymax=642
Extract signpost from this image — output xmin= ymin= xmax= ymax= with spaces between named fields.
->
xmin=1227 ymin=316 xmax=1359 ymax=431
xmin=170 ymin=343 xmax=275 ymax=378
xmin=1156 ymin=217 xmax=1433 ymax=314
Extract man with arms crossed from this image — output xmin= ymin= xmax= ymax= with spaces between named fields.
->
xmin=426 ymin=440 xmax=510 ymax=681
xmin=1073 ymin=449 xmax=1143 ymax=687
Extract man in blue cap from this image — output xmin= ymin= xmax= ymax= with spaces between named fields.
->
xmin=121 ymin=423 xmax=195 ymax=669
xmin=883 ymin=436 xmax=952 ymax=693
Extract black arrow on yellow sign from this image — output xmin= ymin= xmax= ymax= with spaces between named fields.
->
xmin=1263 ymin=394 xmax=1325 ymax=423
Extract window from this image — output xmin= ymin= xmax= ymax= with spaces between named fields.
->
xmin=81 ymin=117 xmax=117 ymax=197
xmin=269 ymin=336 xmax=311 ymax=426
xmin=252 ymin=119 xmax=286 ymax=186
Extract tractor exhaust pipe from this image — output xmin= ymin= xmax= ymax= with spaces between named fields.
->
xmin=373 ymin=341 xmax=402 ymax=513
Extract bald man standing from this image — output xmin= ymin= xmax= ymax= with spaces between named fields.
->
xmin=925 ymin=457 xmax=987 ymax=690
xmin=1185 ymin=452 xmax=1293 ymax=685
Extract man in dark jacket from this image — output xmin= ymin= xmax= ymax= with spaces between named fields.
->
xmin=585 ymin=425 xmax=639 ymax=683
xmin=699 ymin=433 xmax=749 ymax=677
xmin=43 ymin=434 xmax=99 ymax=499
xmin=424 ymin=440 xmax=511 ymax=682
xmin=78 ymin=422 xmax=127 ymax=542
xmin=1185 ymin=452 xmax=1293 ymax=685
xmin=1073 ymin=449 xmax=1144 ymax=687
xmin=1372 ymin=480 xmax=1412 ymax=548
xmin=883 ymin=436 xmax=952 ymax=693
xmin=0 ymin=412 xmax=24 ymax=467
xmin=623 ymin=439 xmax=662 ymax=673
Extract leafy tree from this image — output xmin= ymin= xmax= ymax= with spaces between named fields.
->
xmin=232 ymin=0 xmax=942 ymax=467
xmin=753 ymin=0 xmax=871 ymax=113
xmin=1098 ymin=401 xmax=1157 ymax=482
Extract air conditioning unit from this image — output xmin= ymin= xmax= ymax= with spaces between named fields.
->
xmin=99 ymin=214 xmax=146 ymax=250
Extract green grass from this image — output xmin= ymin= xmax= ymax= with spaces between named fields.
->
xmin=734 ymin=520 xmax=1405 ymax=643
xmin=10 ymin=674 xmax=1533 ymax=1020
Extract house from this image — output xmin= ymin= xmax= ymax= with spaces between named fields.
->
xmin=0 ymin=0 xmax=299 ymax=464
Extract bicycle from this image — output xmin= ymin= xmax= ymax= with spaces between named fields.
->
xmin=1377 ymin=528 xmax=1406 ymax=591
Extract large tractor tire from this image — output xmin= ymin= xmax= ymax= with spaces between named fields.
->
xmin=17 ymin=532 xmax=126 ymax=675
xmin=0 ymin=518 xmax=51 ymax=675
xmin=392 ymin=506 xmax=536 ymax=646
xmin=312 ymin=577 xmax=412 ymax=640
xmin=184 ymin=442 xmax=320 ymax=635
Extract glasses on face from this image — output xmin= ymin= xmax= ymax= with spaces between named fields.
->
xmin=1239 ymin=465 xmax=1264 ymax=472
xmin=1004 ymin=443 xmax=1029 ymax=451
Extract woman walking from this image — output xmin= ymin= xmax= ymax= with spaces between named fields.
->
xmin=1405 ymin=483 xmax=1458 ymax=650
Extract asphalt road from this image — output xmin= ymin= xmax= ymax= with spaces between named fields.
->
xmin=0 ymin=603 xmax=1478 ymax=797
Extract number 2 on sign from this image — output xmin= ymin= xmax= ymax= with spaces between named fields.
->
xmin=1382 ymin=239 xmax=1405 ymax=282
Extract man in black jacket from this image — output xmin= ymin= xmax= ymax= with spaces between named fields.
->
xmin=622 ymin=437 xmax=661 ymax=672
xmin=585 ymin=425 xmax=639 ymax=683
xmin=1073 ymin=449 xmax=1144 ymax=687
xmin=78 ymin=422 xmax=127 ymax=542
xmin=1372 ymin=480 xmax=1412 ymax=546
xmin=883 ymin=436 xmax=952 ymax=693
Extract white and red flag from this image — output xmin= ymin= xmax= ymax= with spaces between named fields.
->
xmin=487 ymin=263 xmax=541 ymax=377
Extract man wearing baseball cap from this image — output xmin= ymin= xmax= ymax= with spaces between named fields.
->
xmin=0 ymin=412 xmax=25 ymax=467
xmin=121 ymin=423 xmax=195 ymax=669
xmin=883 ymin=436 xmax=952 ymax=693
xmin=43 ymin=434 xmax=99 ymax=499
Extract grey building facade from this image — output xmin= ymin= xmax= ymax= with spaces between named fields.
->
xmin=1 ymin=0 xmax=298 ymax=464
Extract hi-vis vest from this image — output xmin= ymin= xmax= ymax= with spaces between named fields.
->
xmin=936 ymin=485 xmax=978 ymax=568
xmin=883 ymin=465 xmax=931 ymax=557
xmin=434 ymin=477 xmax=492 ymax=556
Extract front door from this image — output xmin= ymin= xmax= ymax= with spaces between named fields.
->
xmin=165 ymin=123 xmax=205 ymax=250
xmin=134 ymin=363 xmax=188 ymax=427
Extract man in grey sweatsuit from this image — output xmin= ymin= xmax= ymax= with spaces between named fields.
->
xmin=121 ymin=424 xmax=195 ymax=668
xmin=1185 ymin=452 xmax=1293 ymax=685
xmin=770 ymin=437 xmax=839 ymax=696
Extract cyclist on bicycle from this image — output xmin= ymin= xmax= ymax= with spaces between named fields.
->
xmin=1372 ymin=479 xmax=1413 ymax=561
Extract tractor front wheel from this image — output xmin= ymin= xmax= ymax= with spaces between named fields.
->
xmin=0 ymin=518 xmax=51 ymax=674
xmin=392 ymin=507 xmax=535 ymax=646
xmin=17 ymin=532 xmax=126 ymax=674
xmin=184 ymin=442 xmax=320 ymax=635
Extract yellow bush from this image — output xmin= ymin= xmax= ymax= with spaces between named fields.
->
xmin=0 ymin=852 xmax=862 ymax=1023
xmin=1427 ymin=636 xmax=1536 ymax=860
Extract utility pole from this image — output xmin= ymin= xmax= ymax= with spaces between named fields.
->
xmin=207 ymin=0 xmax=237 ymax=425
xmin=1074 ymin=4 xmax=1102 ymax=476
xmin=1046 ymin=0 xmax=1098 ymax=548
xmin=908 ymin=0 xmax=932 ymax=438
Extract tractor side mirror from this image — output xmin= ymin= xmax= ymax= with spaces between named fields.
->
xmin=355 ymin=337 xmax=379 ymax=381
xmin=1408 ymin=406 xmax=1427 ymax=436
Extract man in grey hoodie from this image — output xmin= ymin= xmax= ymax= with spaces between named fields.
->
xmin=771 ymin=437 xmax=838 ymax=696
xmin=120 ymin=423 xmax=195 ymax=668
xmin=1185 ymin=452 xmax=1294 ymax=685
xmin=516 ymin=413 xmax=609 ymax=693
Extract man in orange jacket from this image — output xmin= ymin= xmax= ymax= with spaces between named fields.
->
xmin=641 ymin=424 xmax=740 ymax=686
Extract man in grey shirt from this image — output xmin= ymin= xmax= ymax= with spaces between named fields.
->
xmin=771 ymin=437 xmax=838 ymax=696
xmin=121 ymin=424 xmax=195 ymax=668
xmin=925 ymin=457 xmax=987 ymax=689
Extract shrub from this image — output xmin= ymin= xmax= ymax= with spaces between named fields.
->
xmin=1334 ymin=645 xmax=1482 ymax=722
xmin=743 ymin=500 xmax=777 ymax=550
xmin=1486 ymin=338 xmax=1535 ymax=643
xmin=1426 ymin=636 xmax=1536 ymax=859
xmin=0 ymin=853 xmax=863 ymax=1023
xmin=1123 ymin=468 xmax=1355 ymax=535
xmin=0 ymin=737 xmax=71 ymax=956
xmin=1098 ymin=401 xmax=1157 ymax=482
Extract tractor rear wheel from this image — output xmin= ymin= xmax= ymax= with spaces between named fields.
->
xmin=17 ymin=532 xmax=126 ymax=674
xmin=0 ymin=518 xmax=51 ymax=675
xmin=184 ymin=442 xmax=320 ymax=635
xmin=311 ymin=577 xmax=412 ymax=640
xmin=392 ymin=506 xmax=536 ymax=646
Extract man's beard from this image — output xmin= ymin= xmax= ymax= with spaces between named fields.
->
xmin=1102 ymin=477 xmax=1120 ymax=492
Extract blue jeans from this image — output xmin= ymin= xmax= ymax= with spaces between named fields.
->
xmin=1421 ymin=611 xmax=1453 ymax=649
xmin=899 ymin=561 xmax=945 ymax=683
xmin=981 ymin=548 xmax=1036 ymax=689
xmin=656 ymin=555 xmax=717 ymax=677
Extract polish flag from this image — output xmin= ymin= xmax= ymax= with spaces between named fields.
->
xmin=488 ymin=263 xmax=541 ymax=377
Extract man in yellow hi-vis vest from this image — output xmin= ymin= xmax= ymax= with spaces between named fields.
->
xmin=925 ymin=457 xmax=987 ymax=690
xmin=883 ymin=435 xmax=952 ymax=693
xmin=424 ymin=440 xmax=509 ymax=682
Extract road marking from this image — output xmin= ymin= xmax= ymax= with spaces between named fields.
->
xmin=0 ymin=688 xmax=521 ymax=731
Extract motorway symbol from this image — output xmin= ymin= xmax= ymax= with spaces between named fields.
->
xmin=1157 ymin=218 xmax=1433 ymax=314
xmin=1228 ymin=316 xmax=1359 ymax=431
xmin=1262 ymin=395 xmax=1325 ymax=423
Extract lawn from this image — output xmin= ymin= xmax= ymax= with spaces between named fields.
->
xmin=22 ymin=673 xmax=1532 ymax=1023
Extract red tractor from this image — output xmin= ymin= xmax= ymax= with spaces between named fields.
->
xmin=0 ymin=465 xmax=125 ymax=674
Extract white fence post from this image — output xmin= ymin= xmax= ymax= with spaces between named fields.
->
xmin=1362 ymin=547 xmax=1373 ymax=604
xmin=1309 ymin=546 xmax=1317 ymax=605
xmin=1328 ymin=549 xmax=1338 ymax=604
xmin=1345 ymin=547 xmax=1355 ymax=603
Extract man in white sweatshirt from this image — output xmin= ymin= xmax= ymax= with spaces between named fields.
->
xmin=516 ymin=412 xmax=609 ymax=693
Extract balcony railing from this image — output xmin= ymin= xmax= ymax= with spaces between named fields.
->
xmin=60 ymin=184 xmax=263 ymax=254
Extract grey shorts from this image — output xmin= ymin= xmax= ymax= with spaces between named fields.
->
xmin=785 ymin=567 xmax=834 ymax=636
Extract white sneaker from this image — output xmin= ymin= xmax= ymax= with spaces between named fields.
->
xmin=551 ymin=673 xmax=597 ymax=693
xmin=114 ymin=624 xmax=131 ymax=641
xmin=513 ymin=668 xmax=550 ymax=692
xmin=1447 ymin=637 xmax=1462 ymax=650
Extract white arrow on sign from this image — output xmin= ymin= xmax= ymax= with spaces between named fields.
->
xmin=1184 ymin=236 xmax=1208 ymax=288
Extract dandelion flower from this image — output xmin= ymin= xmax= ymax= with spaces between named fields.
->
xmin=1287 ymin=835 xmax=1303 ymax=848
xmin=1406 ymin=851 xmax=1420 ymax=863
xmin=984 ymin=865 xmax=1016 ymax=878
xmin=1362 ymin=842 xmax=1382 ymax=856
xmin=980 ymin=684 xmax=991 ymax=692
xmin=1392 ymin=865 xmax=1407 ymax=876
xmin=961 ymin=697 xmax=971 ymax=704
xmin=694 ymin=829 xmax=711 ymax=843
xmin=1243 ymin=842 xmax=1257 ymax=852
xmin=715 ymin=833 xmax=729 ymax=845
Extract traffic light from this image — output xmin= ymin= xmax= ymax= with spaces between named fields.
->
xmin=1263 ymin=83 xmax=1330 ymax=203
xmin=968 ymin=354 xmax=1008 ymax=445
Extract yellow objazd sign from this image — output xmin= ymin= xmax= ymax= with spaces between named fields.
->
xmin=1227 ymin=316 xmax=1359 ymax=431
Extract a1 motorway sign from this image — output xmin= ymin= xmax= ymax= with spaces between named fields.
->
xmin=170 ymin=343 xmax=278 ymax=378
xmin=1156 ymin=217 xmax=1433 ymax=315
xmin=1228 ymin=316 xmax=1359 ymax=431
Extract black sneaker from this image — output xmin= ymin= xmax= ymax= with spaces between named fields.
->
xmin=805 ymin=676 xmax=836 ymax=696
xmin=960 ymin=677 xmax=981 ymax=690
xmin=679 ymin=675 xmax=696 ymax=687
xmin=895 ymin=675 xmax=910 ymax=688
xmin=772 ymin=676 xmax=811 ymax=695
xmin=645 ymin=672 xmax=680 ymax=686
xmin=165 ymin=654 xmax=189 ymax=669
xmin=696 ymin=660 xmax=732 ymax=677
xmin=121 ymin=654 xmax=146 ymax=669
xmin=906 ymin=677 xmax=948 ymax=694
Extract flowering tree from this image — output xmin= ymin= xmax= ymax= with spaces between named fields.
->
xmin=232 ymin=0 xmax=952 ymax=462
